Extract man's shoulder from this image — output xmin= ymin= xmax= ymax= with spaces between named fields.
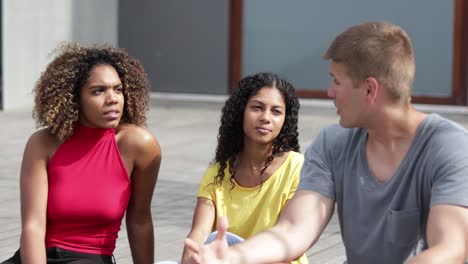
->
xmin=303 ymin=124 xmax=365 ymax=167
xmin=424 ymin=114 xmax=467 ymax=133
xmin=316 ymin=124 xmax=365 ymax=148
xmin=412 ymin=114 xmax=468 ymax=171
xmin=422 ymin=114 xmax=468 ymax=146
xmin=320 ymin=123 xmax=364 ymax=136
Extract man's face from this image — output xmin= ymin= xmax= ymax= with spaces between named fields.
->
xmin=327 ymin=62 xmax=368 ymax=128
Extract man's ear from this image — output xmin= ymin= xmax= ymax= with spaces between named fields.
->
xmin=364 ymin=77 xmax=380 ymax=103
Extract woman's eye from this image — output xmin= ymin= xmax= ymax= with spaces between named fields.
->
xmin=252 ymin=105 xmax=261 ymax=110
xmin=92 ymin=89 xmax=104 ymax=95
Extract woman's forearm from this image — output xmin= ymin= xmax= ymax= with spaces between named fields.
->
xmin=127 ymin=219 xmax=154 ymax=264
xmin=20 ymin=227 xmax=46 ymax=264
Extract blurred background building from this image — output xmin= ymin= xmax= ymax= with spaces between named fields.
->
xmin=2 ymin=0 xmax=467 ymax=110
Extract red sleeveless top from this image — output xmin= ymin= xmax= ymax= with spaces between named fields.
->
xmin=46 ymin=124 xmax=131 ymax=255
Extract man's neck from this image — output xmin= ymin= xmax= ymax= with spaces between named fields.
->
xmin=364 ymin=104 xmax=427 ymax=182
xmin=366 ymin=104 xmax=427 ymax=149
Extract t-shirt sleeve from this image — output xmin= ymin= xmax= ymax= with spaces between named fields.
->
xmin=297 ymin=128 xmax=336 ymax=200
xmin=286 ymin=153 xmax=304 ymax=200
xmin=430 ymin=133 xmax=468 ymax=207
xmin=197 ymin=165 xmax=218 ymax=200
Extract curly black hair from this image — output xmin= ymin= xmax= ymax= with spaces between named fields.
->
xmin=213 ymin=72 xmax=300 ymax=187
xmin=33 ymin=43 xmax=150 ymax=141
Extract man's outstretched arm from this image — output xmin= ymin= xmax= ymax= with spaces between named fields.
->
xmin=185 ymin=190 xmax=335 ymax=264
xmin=409 ymin=204 xmax=468 ymax=264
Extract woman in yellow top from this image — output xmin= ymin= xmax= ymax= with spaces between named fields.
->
xmin=181 ymin=72 xmax=307 ymax=264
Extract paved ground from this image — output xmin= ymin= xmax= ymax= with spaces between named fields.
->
xmin=0 ymin=95 xmax=467 ymax=263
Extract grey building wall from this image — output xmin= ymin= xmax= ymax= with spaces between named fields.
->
xmin=118 ymin=0 xmax=229 ymax=94
xmin=243 ymin=0 xmax=454 ymax=97
xmin=2 ymin=0 xmax=118 ymax=110
xmin=2 ymin=1 xmax=464 ymax=108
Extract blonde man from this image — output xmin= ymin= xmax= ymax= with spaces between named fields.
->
xmin=185 ymin=21 xmax=468 ymax=264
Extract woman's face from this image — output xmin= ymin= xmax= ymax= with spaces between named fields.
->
xmin=243 ymin=86 xmax=286 ymax=147
xmin=79 ymin=64 xmax=124 ymax=128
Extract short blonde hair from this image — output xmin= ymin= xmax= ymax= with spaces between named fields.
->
xmin=324 ymin=21 xmax=415 ymax=102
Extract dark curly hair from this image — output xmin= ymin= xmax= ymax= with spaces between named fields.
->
xmin=213 ymin=72 xmax=300 ymax=187
xmin=33 ymin=43 xmax=150 ymax=141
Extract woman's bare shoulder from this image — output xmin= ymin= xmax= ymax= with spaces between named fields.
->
xmin=26 ymin=128 xmax=61 ymax=158
xmin=116 ymin=124 xmax=160 ymax=153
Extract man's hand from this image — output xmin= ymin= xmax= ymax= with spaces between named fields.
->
xmin=185 ymin=216 xmax=234 ymax=264
xmin=185 ymin=190 xmax=334 ymax=264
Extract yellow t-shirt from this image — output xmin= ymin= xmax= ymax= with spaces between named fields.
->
xmin=198 ymin=151 xmax=308 ymax=264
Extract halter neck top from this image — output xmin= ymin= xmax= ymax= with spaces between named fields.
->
xmin=46 ymin=124 xmax=130 ymax=255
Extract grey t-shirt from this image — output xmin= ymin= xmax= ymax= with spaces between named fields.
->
xmin=298 ymin=114 xmax=468 ymax=264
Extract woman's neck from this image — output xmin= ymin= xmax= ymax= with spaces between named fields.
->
xmin=232 ymin=144 xmax=288 ymax=188
xmin=238 ymin=143 xmax=273 ymax=169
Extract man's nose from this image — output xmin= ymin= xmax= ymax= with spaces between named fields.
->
xmin=327 ymin=85 xmax=335 ymax=98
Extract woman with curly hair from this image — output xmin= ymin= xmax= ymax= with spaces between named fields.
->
xmin=179 ymin=72 xmax=308 ymax=264
xmin=3 ymin=43 xmax=161 ymax=264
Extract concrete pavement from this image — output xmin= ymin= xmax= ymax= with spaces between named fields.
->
xmin=0 ymin=95 xmax=467 ymax=263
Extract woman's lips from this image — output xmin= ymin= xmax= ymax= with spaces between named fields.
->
xmin=256 ymin=127 xmax=271 ymax=135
